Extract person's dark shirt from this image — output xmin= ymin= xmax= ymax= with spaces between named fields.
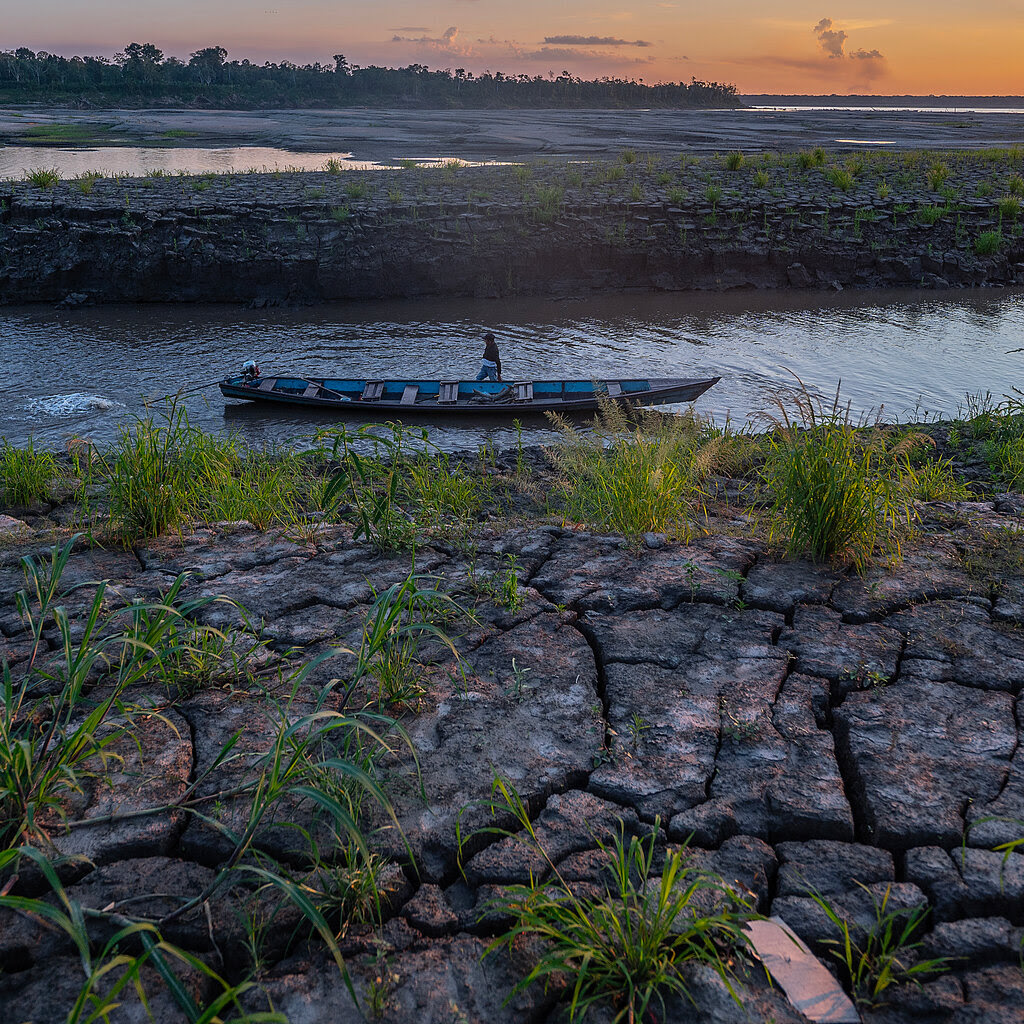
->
xmin=483 ymin=337 xmax=502 ymax=377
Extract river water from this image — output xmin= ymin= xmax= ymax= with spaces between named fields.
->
xmin=3 ymin=288 xmax=1022 ymax=453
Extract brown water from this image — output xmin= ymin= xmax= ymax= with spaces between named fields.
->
xmin=4 ymin=288 xmax=1022 ymax=452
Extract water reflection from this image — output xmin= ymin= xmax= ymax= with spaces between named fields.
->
xmin=3 ymin=288 xmax=1021 ymax=451
xmin=0 ymin=146 xmax=505 ymax=180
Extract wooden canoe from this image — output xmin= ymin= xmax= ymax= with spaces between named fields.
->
xmin=219 ymin=375 xmax=721 ymax=417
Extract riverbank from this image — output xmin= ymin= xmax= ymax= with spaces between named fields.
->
xmin=2 ymin=147 xmax=1024 ymax=305
xmin=1 ymin=402 xmax=1022 ymax=1022
xmin=5 ymin=107 xmax=1024 ymax=158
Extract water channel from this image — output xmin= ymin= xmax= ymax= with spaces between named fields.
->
xmin=4 ymin=288 xmax=1022 ymax=453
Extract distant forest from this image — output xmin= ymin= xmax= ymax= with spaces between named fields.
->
xmin=0 ymin=44 xmax=741 ymax=109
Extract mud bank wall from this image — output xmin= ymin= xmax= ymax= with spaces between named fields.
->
xmin=2 ymin=163 xmax=1023 ymax=304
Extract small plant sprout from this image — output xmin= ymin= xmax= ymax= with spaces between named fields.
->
xmin=627 ymin=712 xmax=650 ymax=748
xmin=506 ymin=657 xmax=530 ymax=701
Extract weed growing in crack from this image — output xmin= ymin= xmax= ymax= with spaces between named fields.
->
xmin=359 ymin=573 xmax=460 ymax=711
xmin=0 ymin=847 xmax=270 ymax=1024
xmin=810 ymin=883 xmax=951 ymax=1007
xmin=504 ymin=657 xmax=530 ymax=701
xmin=469 ymin=775 xmax=755 ymax=1023
xmin=719 ymin=697 xmax=758 ymax=742
xmin=627 ymin=712 xmax=650 ymax=748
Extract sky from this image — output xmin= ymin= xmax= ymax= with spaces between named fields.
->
xmin=5 ymin=1 xmax=1024 ymax=95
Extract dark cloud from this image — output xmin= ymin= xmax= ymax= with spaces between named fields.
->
xmin=543 ymin=35 xmax=652 ymax=48
xmin=813 ymin=17 xmax=847 ymax=58
xmin=521 ymin=46 xmax=654 ymax=64
xmin=850 ymin=48 xmax=884 ymax=60
xmin=392 ymin=26 xmax=461 ymax=47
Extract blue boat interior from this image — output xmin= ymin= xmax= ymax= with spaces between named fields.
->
xmin=235 ymin=378 xmax=654 ymax=398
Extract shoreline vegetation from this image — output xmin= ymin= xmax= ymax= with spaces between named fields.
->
xmin=1 ymin=392 xmax=1023 ymax=1021
xmin=0 ymin=46 xmax=739 ymax=110
xmin=2 ymin=145 xmax=1024 ymax=305
xmin=2 ymin=390 xmax=1022 ymax=553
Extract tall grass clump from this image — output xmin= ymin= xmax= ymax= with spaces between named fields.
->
xmin=975 ymin=229 xmax=1001 ymax=255
xmin=724 ymin=151 xmax=744 ymax=171
xmin=532 ymin=184 xmax=564 ymax=222
xmin=475 ymin=776 xmax=754 ymax=1024
xmin=997 ymin=195 xmax=1021 ymax=221
xmin=798 ymin=147 xmax=826 ymax=169
xmin=100 ymin=404 xmax=212 ymax=538
xmin=75 ymin=170 xmax=102 ymax=195
xmin=916 ymin=205 xmax=945 ymax=225
xmin=927 ymin=161 xmax=950 ymax=190
xmin=403 ymin=448 xmax=485 ymax=535
xmin=826 ymin=167 xmax=855 ymax=192
xmin=0 ymin=440 xmax=59 ymax=507
xmin=760 ymin=385 xmax=913 ymax=568
xmin=96 ymin=402 xmax=325 ymax=541
xmin=545 ymin=402 xmax=737 ymax=541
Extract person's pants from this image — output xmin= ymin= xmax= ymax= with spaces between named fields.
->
xmin=476 ymin=365 xmax=499 ymax=381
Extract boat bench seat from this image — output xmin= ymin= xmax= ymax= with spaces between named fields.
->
xmin=515 ymin=382 xmax=534 ymax=402
xmin=607 ymin=382 xmax=622 ymax=398
xmin=258 ymin=378 xmax=277 ymax=392
xmin=361 ymin=381 xmax=385 ymax=401
xmin=438 ymin=382 xmax=460 ymax=404
xmin=302 ymin=383 xmax=321 ymax=398
xmin=401 ymin=385 xmax=419 ymax=406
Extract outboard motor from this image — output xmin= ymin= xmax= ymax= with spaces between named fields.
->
xmin=241 ymin=359 xmax=261 ymax=384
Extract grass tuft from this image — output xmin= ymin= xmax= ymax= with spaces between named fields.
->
xmin=1 ymin=439 xmax=59 ymax=507
xmin=25 ymin=167 xmax=61 ymax=188
xmin=478 ymin=776 xmax=755 ymax=1023
xmin=760 ymin=383 xmax=914 ymax=569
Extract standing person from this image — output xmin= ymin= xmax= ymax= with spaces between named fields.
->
xmin=476 ymin=332 xmax=502 ymax=381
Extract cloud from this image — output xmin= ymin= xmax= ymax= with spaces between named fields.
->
xmin=391 ymin=25 xmax=470 ymax=54
xmin=521 ymin=46 xmax=653 ymax=63
xmin=811 ymin=16 xmax=887 ymax=72
xmin=392 ymin=26 xmax=431 ymax=33
xmin=813 ymin=17 xmax=847 ymax=59
xmin=543 ymin=35 xmax=652 ymax=47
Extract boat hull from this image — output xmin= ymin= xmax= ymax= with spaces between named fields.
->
xmin=219 ymin=376 xmax=720 ymax=417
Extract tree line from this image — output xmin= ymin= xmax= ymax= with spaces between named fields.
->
xmin=0 ymin=44 xmax=741 ymax=109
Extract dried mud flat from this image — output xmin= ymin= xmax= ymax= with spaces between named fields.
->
xmin=1 ymin=488 xmax=1022 ymax=1023
xmin=5 ymin=106 xmax=1024 ymax=160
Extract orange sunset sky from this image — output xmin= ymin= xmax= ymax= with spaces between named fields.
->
xmin=5 ymin=1 xmax=1024 ymax=95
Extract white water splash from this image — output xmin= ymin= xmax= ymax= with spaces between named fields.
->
xmin=28 ymin=393 xmax=122 ymax=417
